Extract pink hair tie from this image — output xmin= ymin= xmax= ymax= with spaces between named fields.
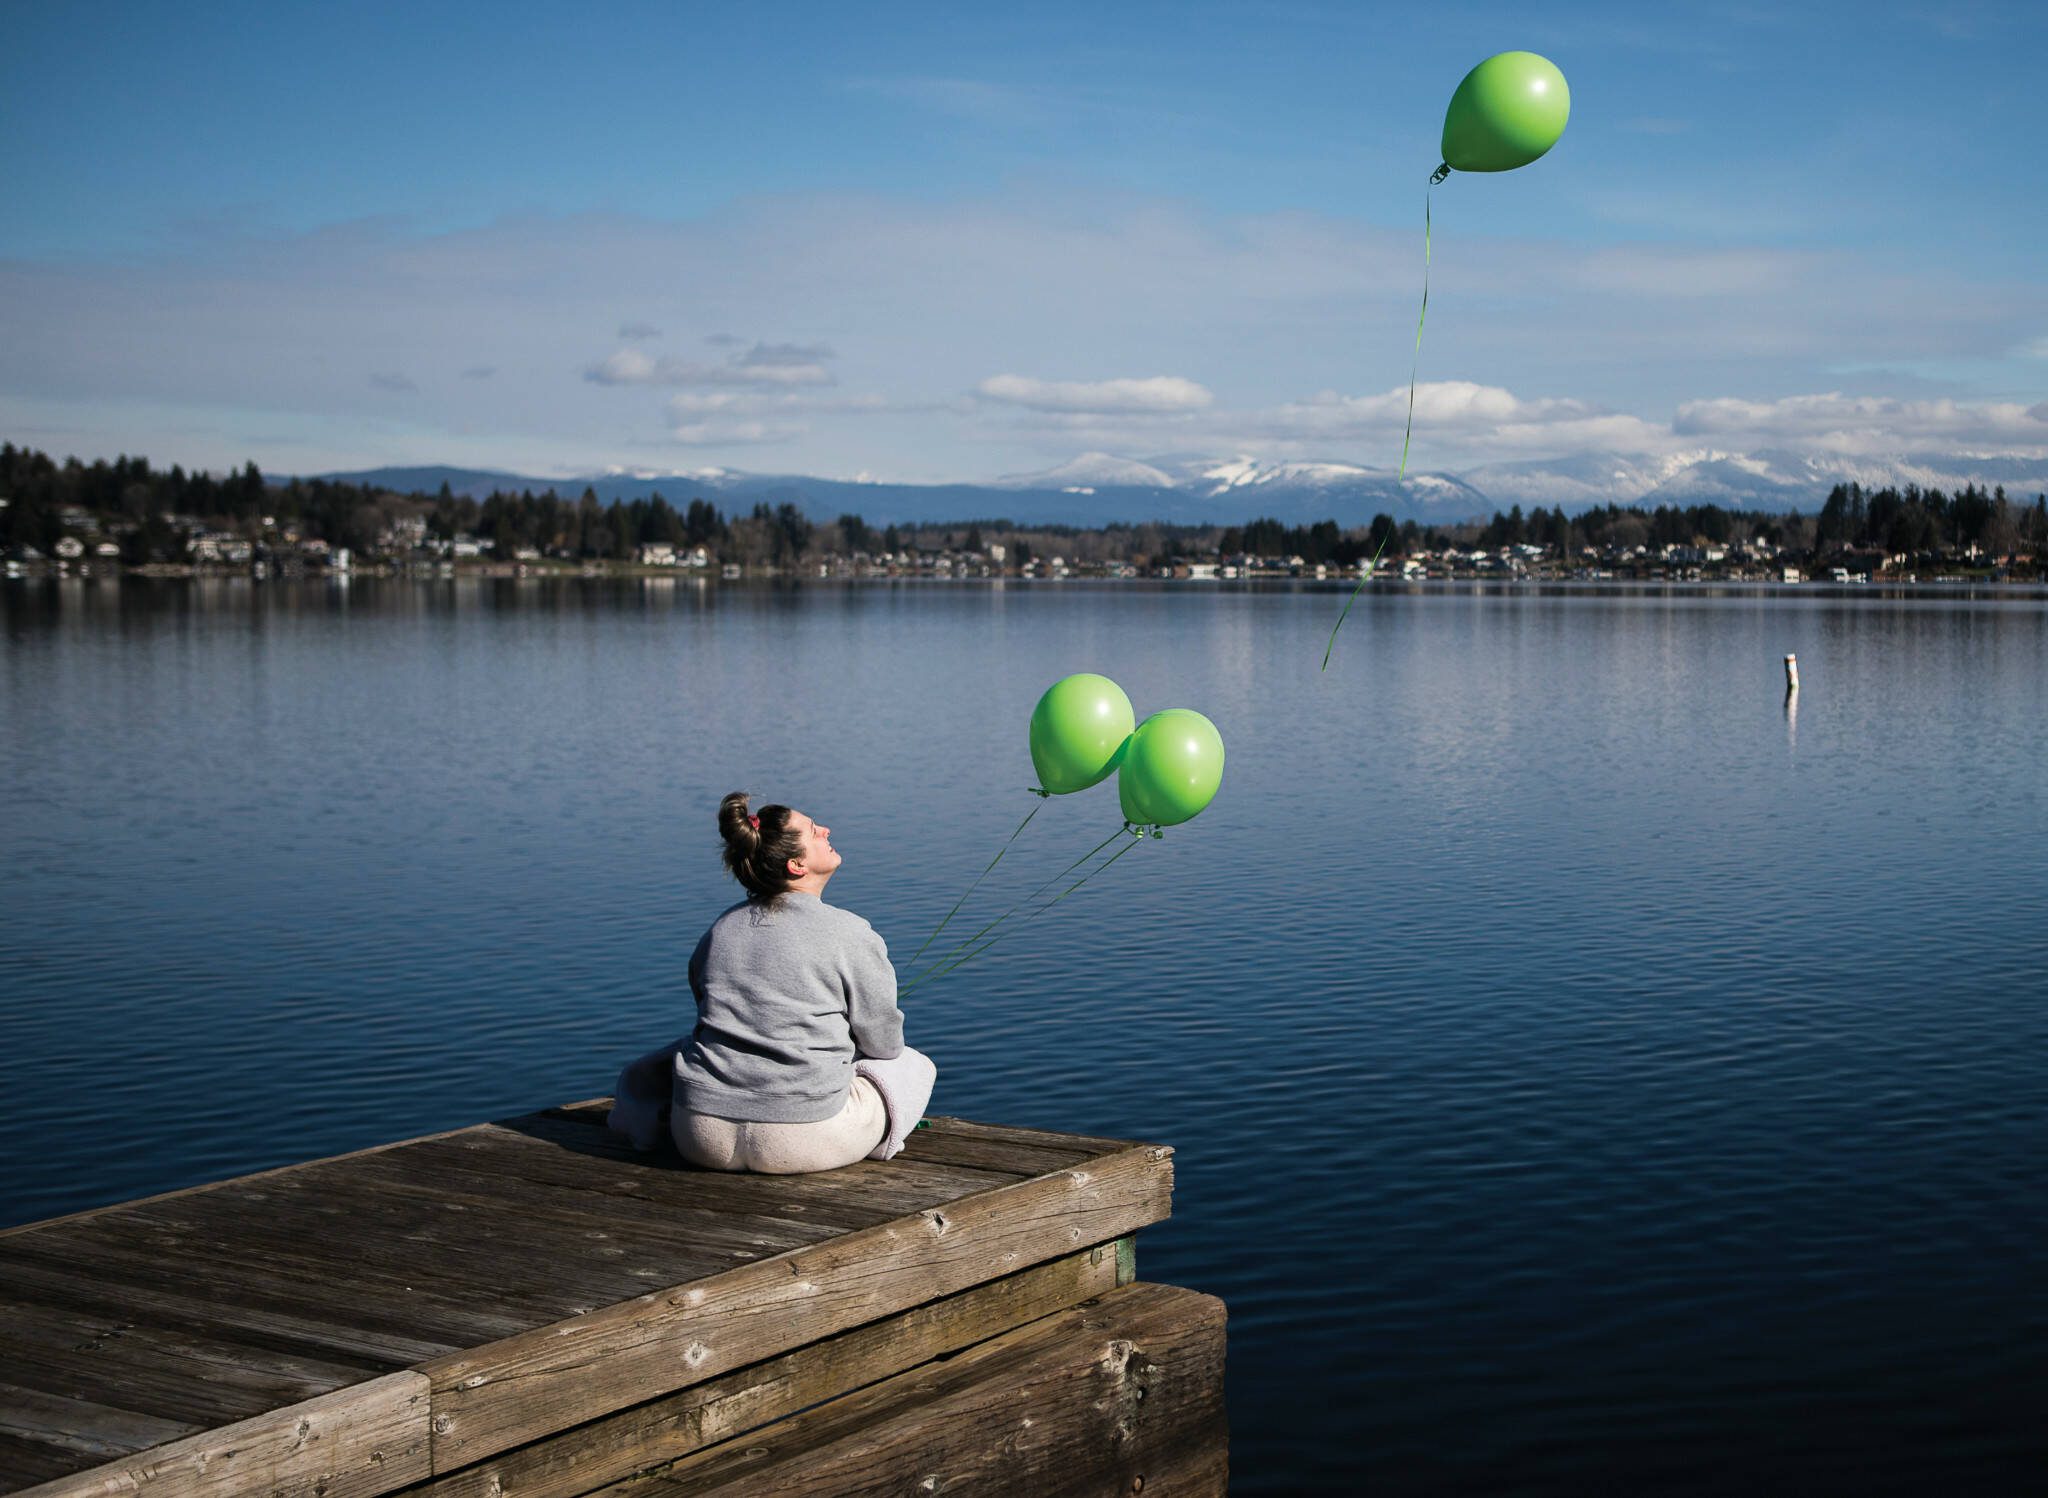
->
xmin=748 ymin=814 xmax=760 ymax=830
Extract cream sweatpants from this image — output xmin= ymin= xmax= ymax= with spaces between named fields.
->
xmin=672 ymin=1075 xmax=888 ymax=1175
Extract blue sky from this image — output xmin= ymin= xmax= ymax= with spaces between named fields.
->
xmin=4 ymin=0 xmax=2045 ymax=482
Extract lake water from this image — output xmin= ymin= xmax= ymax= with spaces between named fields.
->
xmin=2 ymin=576 xmax=2043 ymax=1494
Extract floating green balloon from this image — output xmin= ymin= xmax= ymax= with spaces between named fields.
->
xmin=1440 ymin=51 xmax=1570 ymax=174
xmin=1029 ymin=673 xmax=1135 ymax=795
xmin=1118 ymin=709 xmax=1225 ymax=829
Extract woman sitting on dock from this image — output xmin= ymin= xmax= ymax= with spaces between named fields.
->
xmin=664 ymin=791 xmax=929 ymax=1174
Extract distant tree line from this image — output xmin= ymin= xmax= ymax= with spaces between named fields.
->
xmin=0 ymin=444 xmax=762 ymax=564
xmin=5 ymin=443 xmax=2044 ymax=570
xmin=1810 ymin=481 xmax=2043 ymax=557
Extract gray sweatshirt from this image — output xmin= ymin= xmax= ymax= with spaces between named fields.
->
xmin=674 ymin=892 xmax=905 ymax=1124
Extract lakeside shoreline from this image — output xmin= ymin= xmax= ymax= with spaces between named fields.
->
xmin=8 ymin=566 xmax=2048 ymax=602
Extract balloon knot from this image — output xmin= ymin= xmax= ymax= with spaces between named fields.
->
xmin=1430 ymin=162 xmax=1450 ymax=185
xmin=1027 ymin=786 xmax=1051 ymax=798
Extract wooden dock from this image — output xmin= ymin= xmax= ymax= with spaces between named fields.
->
xmin=0 ymin=1101 xmax=1225 ymax=1496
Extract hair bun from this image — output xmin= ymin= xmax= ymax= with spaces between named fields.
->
xmin=718 ymin=791 xmax=756 ymax=847
xmin=717 ymin=792 xmax=799 ymax=900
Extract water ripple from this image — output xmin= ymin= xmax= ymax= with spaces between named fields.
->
xmin=3 ymin=577 xmax=2045 ymax=1493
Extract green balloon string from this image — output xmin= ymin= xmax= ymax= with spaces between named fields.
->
xmin=901 ymin=797 xmax=1043 ymax=970
xmin=1323 ymin=178 xmax=1434 ymax=672
xmin=901 ymin=827 xmax=1146 ymax=994
xmin=1405 ymin=185 xmax=1435 ymax=482
xmin=1321 ymin=521 xmax=1395 ymax=673
xmin=902 ymin=822 xmax=1130 ymax=989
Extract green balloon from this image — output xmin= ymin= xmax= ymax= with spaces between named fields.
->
xmin=1118 ymin=709 xmax=1225 ymax=828
xmin=1029 ymin=673 xmax=1136 ymax=795
xmin=1440 ymin=51 xmax=1570 ymax=174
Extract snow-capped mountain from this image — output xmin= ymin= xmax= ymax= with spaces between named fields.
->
xmin=1465 ymin=449 xmax=2048 ymax=512
xmin=317 ymin=448 xmax=2046 ymax=528
xmin=992 ymin=453 xmax=1178 ymax=491
xmin=977 ymin=452 xmax=1487 ymax=522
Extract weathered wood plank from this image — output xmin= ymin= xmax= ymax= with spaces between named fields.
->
xmin=924 ymin=1114 xmax=1149 ymax=1156
xmin=10 ymin=1160 xmax=765 ymax=1331
xmin=326 ymin=1135 xmax=912 ymax=1246
xmin=0 ymin=1213 xmax=565 ymax=1341
xmin=1 ymin=1109 xmax=1178 ymax=1496
xmin=0 ymin=1234 xmax=531 ymax=1353
xmin=364 ymin=1121 xmax=1034 ymax=1228
xmin=0 ymin=1383 xmax=201 ymax=1465
xmin=473 ymin=1114 xmax=660 ymax=1163
xmin=327 ymin=1144 xmax=921 ymax=1245
xmin=11 ymin=1372 xmax=431 ymax=1498
xmin=536 ymin=1097 xmax=614 ymax=1121
xmin=109 ymin=1173 xmax=798 ymax=1315
xmin=0 ymin=1257 xmax=456 ymax=1371
xmin=889 ymin=1130 xmax=1097 ymax=1177
xmin=119 ymin=1184 xmax=703 ymax=1307
xmin=538 ymin=1100 xmax=1149 ymax=1162
xmin=502 ymin=1107 xmax=1089 ymax=1186
xmin=420 ymin=1142 xmax=1173 ymax=1471
xmin=0 ymin=1434 xmax=88 ymax=1488
xmin=0 ymin=1298 xmax=377 ymax=1431
xmin=615 ymin=1282 xmax=1228 ymax=1497
xmin=0 ymin=1123 xmax=493 ymax=1243
xmin=306 ymin=1157 xmax=827 ymax=1286
xmin=390 ymin=1247 xmax=1122 ymax=1498
xmin=0 ymin=1298 xmax=381 ymax=1384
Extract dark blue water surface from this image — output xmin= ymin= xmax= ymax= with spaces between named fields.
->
xmin=3 ymin=576 xmax=2044 ymax=1494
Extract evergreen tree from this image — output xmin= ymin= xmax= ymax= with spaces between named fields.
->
xmin=836 ymin=512 xmax=873 ymax=553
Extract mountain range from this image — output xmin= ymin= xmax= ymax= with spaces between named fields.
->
xmin=315 ymin=448 xmax=2048 ymax=529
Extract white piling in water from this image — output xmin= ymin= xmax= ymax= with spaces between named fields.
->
xmin=1784 ymin=653 xmax=1800 ymax=693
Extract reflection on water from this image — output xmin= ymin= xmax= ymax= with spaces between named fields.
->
xmin=4 ymin=576 xmax=2047 ymax=1495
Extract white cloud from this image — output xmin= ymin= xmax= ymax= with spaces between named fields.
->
xmin=975 ymin=374 xmax=1214 ymax=414
xmin=671 ymin=418 xmax=806 ymax=446
xmin=588 ymin=348 xmax=659 ymax=384
xmin=588 ymin=341 xmax=835 ymax=387
xmin=1277 ymin=380 xmax=1593 ymax=429
xmin=733 ymin=341 xmax=835 ymax=374
xmin=1673 ymin=392 xmax=2048 ymax=453
xmin=1242 ymin=381 xmax=1669 ymax=456
xmin=666 ymin=390 xmax=747 ymax=414
xmin=1132 ymin=382 xmax=2048 ymax=468
xmin=3 ymin=183 xmax=2042 ymax=481
xmin=666 ymin=390 xmax=897 ymax=419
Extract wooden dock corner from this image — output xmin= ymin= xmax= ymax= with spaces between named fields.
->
xmin=0 ymin=1101 xmax=1226 ymax=1495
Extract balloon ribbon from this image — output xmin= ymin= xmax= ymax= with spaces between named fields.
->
xmin=900 ymin=825 xmax=1143 ymax=994
xmin=1322 ymin=177 xmax=1435 ymax=671
xmin=903 ymin=798 xmax=1042 ymax=969
xmin=904 ymin=822 xmax=1128 ymax=986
